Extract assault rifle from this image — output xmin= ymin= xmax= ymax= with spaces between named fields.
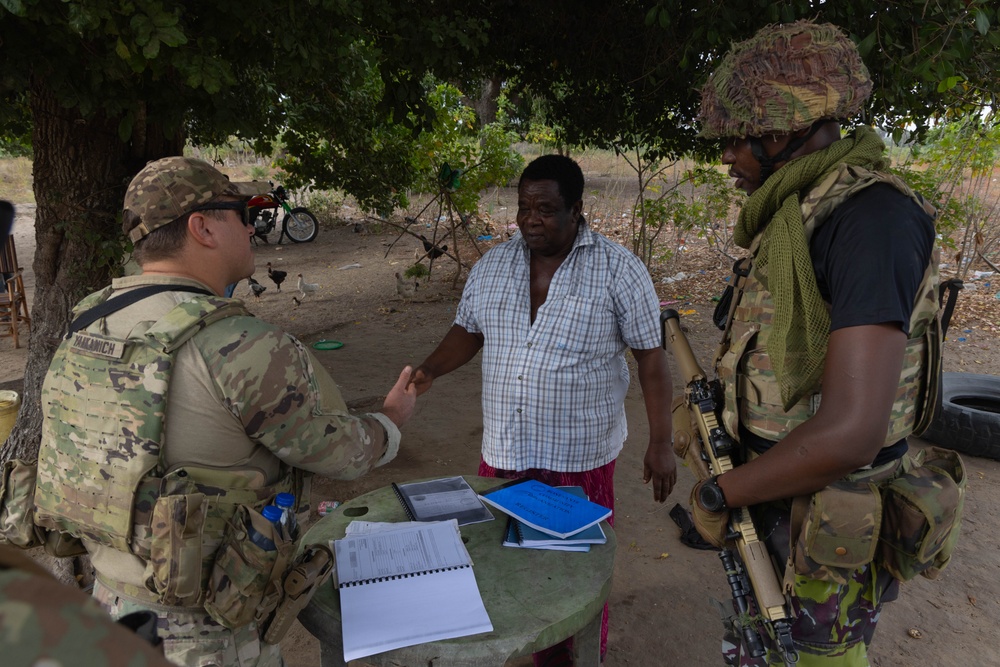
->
xmin=661 ymin=309 xmax=798 ymax=665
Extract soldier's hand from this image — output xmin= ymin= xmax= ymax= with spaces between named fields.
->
xmin=690 ymin=480 xmax=730 ymax=548
xmin=382 ymin=365 xmax=417 ymax=427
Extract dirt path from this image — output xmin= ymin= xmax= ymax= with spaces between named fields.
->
xmin=1 ymin=200 xmax=998 ymax=667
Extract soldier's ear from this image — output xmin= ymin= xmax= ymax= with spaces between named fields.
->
xmin=186 ymin=212 xmax=220 ymax=249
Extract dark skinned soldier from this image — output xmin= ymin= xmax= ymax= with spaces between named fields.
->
xmin=688 ymin=20 xmax=964 ymax=667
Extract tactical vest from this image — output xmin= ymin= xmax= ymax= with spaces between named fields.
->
xmin=33 ymin=288 xmax=300 ymax=601
xmin=716 ymin=164 xmax=942 ymax=445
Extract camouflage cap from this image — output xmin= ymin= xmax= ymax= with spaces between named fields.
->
xmin=698 ymin=20 xmax=872 ymax=139
xmin=123 ymin=157 xmax=250 ymax=243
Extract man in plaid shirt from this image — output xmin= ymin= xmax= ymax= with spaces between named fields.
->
xmin=409 ymin=154 xmax=675 ymax=665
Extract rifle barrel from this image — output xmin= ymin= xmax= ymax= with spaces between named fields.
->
xmin=660 ymin=309 xmax=707 ymax=383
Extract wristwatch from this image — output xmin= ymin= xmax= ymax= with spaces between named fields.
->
xmin=697 ymin=475 xmax=728 ymax=513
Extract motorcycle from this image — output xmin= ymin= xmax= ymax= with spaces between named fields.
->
xmin=247 ymin=182 xmax=319 ymax=244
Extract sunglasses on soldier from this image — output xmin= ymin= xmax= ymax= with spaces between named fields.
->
xmin=187 ymin=200 xmax=251 ymax=227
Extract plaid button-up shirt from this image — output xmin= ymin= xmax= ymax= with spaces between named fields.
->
xmin=455 ymin=222 xmax=661 ymax=472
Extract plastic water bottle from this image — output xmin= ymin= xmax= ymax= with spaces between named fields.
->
xmin=275 ymin=492 xmax=298 ymax=540
xmin=247 ymin=505 xmax=283 ymax=551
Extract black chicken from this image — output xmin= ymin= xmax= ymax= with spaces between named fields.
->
xmin=418 ymin=234 xmax=448 ymax=259
xmin=247 ymin=276 xmax=267 ymax=300
xmin=266 ymin=262 xmax=287 ymax=292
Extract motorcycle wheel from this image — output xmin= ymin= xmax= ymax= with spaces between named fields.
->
xmin=283 ymin=207 xmax=319 ymax=243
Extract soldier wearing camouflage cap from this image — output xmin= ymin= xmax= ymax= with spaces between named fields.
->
xmin=685 ymin=20 xmax=961 ymax=667
xmin=31 ymin=156 xmax=417 ymax=666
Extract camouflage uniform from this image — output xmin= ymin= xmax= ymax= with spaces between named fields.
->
xmin=0 ymin=544 xmax=173 ymax=666
xmin=696 ymin=21 xmax=946 ymax=667
xmin=33 ymin=158 xmax=401 ymax=667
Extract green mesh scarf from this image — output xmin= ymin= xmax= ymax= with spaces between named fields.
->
xmin=733 ymin=126 xmax=888 ymax=410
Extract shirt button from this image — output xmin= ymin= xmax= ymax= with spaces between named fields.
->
xmin=516 ymin=408 xmax=522 ymax=414
xmin=517 ymin=375 xmax=523 ymax=381
xmin=526 ymin=342 xmax=532 ymax=348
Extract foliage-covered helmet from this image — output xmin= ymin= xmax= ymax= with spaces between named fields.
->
xmin=698 ymin=20 xmax=872 ymax=139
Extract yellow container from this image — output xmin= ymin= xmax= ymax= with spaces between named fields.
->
xmin=0 ymin=390 xmax=20 ymax=445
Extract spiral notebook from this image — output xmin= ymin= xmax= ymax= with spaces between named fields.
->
xmin=333 ymin=519 xmax=493 ymax=661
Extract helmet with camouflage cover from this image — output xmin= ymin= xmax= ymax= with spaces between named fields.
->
xmin=123 ymin=156 xmax=250 ymax=243
xmin=698 ymin=20 xmax=872 ymax=139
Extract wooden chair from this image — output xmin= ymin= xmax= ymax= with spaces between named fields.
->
xmin=0 ymin=234 xmax=31 ymax=348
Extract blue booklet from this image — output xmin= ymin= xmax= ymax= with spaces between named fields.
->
xmin=514 ymin=487 xmax=606 ymax=547
xmin=479 ymin=479 xmax=612 ymax=539
xmin=502 ymin=517 xmax=592 ymax=552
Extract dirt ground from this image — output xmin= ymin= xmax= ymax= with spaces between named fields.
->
xmin=1 ymin=185 xmax=998 ymax=667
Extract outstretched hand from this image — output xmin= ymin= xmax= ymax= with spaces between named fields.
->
xmin=382 ymin=365 xmax=417 ymax=427
xmin=405 ymin=366 xmax=436 ymax=397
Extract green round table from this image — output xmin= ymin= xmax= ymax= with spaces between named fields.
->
xmin=297 ymin=476 xmax=616 ymax=666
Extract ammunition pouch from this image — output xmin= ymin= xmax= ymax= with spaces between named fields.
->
xmin=790 ymin=477 xmax=883 ymax=586
xmin=0 ymin=459 xmax=44 ymax=549
xmin=0 ymin=459 xmax=85 ymax=557
xmin=788 ymin=447 xmax=965 ymax=586
xmin=879 ymin=447 xmax=965 ymax=581
xmin=204 ymin=505 xmax=295 ymax=629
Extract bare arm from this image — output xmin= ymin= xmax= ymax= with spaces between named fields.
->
xmin=407 ymin=324 xmax=484 ymax=396
xmin=717 ymin=323 xmax=907 ymax=507
xmin=632 ymin=346 xmax=676 ymax=502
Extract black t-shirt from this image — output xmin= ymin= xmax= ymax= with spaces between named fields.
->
xmin=742 ymin=183 xmax=935 ymax=466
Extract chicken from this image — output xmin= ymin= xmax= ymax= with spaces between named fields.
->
xmin=395 ymin=272 xmax=418 ymax=299
xmin=418 ymin=234 xmax=447 ymax=260
xmin=266 ymin=262 xmax=287 ymax=292
xmin=296 ymin=273 xmax=319 ymax=299
xmin=291 ymin=296 xmax=301 ymax=308
xmin=247 ymin=276 xmax=267 ymax=300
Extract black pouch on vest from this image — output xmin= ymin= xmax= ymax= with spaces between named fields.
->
xmin=712 ymin=286 xmax=733 ymax=330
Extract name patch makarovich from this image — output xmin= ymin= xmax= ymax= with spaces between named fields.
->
xmin=71 ymin=333 xmax=126 ymax=359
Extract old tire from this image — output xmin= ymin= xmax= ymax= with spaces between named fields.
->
xmin=920 ymin=372 xmax=1000 ymax=460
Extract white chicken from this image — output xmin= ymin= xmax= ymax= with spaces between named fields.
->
xmin=296 ymin=273 xmax=319 ymax=299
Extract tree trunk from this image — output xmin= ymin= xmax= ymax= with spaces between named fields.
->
xmin=471 ymin=77 xmax=502 ymax=128
xmin=0 ymin=82 xmax=130 ymax=464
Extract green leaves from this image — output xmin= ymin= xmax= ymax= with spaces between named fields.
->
xmin=129 ymin=6 xmax=187 ymax=59
xmin=975 ymin=9 xmax=991 ymax=36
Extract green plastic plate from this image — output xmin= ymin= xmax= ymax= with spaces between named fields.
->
xmin=312 ymin=340 xmax=344 ymax=350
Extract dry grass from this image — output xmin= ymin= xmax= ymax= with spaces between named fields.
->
xmin=0 ymin=157 xmax=34 ymax=203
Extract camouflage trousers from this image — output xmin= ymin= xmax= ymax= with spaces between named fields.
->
xmin=720 ymin=502 xmax=899 ymax=667
xmin=94 ymin=579 xmax=284 ymax=667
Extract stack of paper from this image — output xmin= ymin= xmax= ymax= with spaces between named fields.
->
xmin=480 ymin=480 xmax=612 ymax=551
